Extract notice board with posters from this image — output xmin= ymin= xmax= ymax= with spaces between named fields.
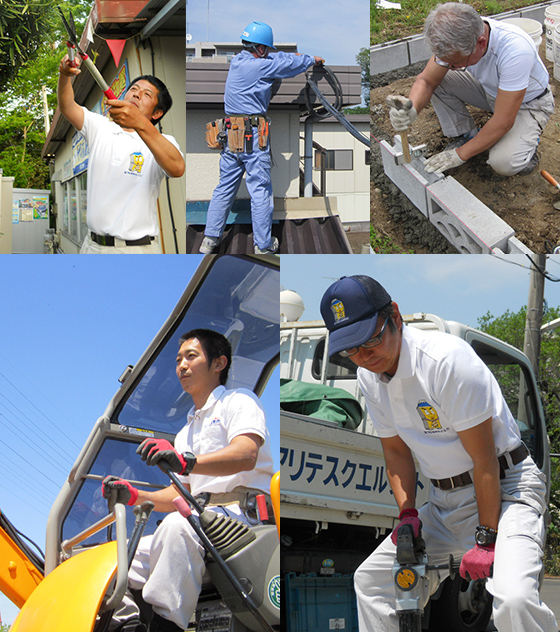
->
xmin=12 ymin=188 xmax=50 ymax=253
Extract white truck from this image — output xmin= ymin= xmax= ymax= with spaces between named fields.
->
xmin=280 ymin=304 xmax=551 ymax=632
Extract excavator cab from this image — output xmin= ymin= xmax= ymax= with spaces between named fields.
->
xmin=3 ymin=254 xmax=280 ymax=632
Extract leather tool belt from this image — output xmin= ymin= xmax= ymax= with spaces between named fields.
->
xmin=206 ymin=115 xmax=270 ymax=152
xmin=431 ymin=443 xmax=529 ymax=491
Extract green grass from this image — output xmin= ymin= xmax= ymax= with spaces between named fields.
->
xmin=371 ymin=0 xmax=548 ymax=45
xmin=370 ymin=227 xmax=414 ymax=253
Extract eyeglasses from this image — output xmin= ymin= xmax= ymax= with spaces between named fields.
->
xmin=434 ymin=48 xmax=474 ymax=72
xmin=339 ymin=319 xmax=389 ymax=358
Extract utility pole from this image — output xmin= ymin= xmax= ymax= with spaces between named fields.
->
xmin=523 ymin=254 xmax=546 ymax=378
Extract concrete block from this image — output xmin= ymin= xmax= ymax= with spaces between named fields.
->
xmin=426 ymin=177 xmax=515 ymax=253
xmin=379 ymin=139 xmax=442 ymax=216
xmin=503 ymin=235 xmax=534 ymax=255
xmin=370 ymin=41 xmax=409 ymax=74
xmin=519 ymin=6 xmax=546 ymax=22
xmin=408 ymin=35 xmax=431 ymax=65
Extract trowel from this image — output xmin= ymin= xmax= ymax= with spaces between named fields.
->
xmin=540 ymin=170 xmax=560 ymax=210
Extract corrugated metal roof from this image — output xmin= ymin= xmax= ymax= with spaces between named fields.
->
xmin=186 ymin=218 xmax=353 ymax=254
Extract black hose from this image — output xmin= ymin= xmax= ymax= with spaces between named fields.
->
xmin=305 ymin=66 xmax=370 ymax=147
xmin=147 ymin=36 xmax=179 ymax=254
xmin=304 ymin=65 xmax=343 ymax=119
xmin=0 ymin=509 xmax=45 ymax=574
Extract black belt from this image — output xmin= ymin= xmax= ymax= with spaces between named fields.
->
xmin=530 ymin=87 xmax=549 ymax=102
xmin=226 ymin=114 xmax=267 ymax=126
xmin=90 ymin=232 xmax=154 ymax=247
xmin=431 ymin=443 xmax=529 ymax=491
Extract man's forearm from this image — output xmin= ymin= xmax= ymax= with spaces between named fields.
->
xmin=57 ymin=74 xmax=76 ymax=117
xmin=472 ymin=460 xmax=501 ymax=530
xmin=456 ymin=116 xmax=513 ymax=161
xmin=134 ymin=484 xmax=181 ymax=513
xmin=381 ymin=437 xmax=418 ymax=511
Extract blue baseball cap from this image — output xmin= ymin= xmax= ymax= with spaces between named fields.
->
xmin=320 ymin=275 xmax=392 ymax=356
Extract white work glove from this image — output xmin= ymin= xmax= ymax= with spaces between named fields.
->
xmin=424 ymin=148 xmax=465 ymax=174
xmin=386 ymin=95 xmax=417 ymax=132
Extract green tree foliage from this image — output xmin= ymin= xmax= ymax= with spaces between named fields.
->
xmin=478 ymin=304 xmax=560 ymax=574
xmin=0 ymin=0 xmax=89 ymax=188
xmin=0 ymin=0 xmax=55 ymax=90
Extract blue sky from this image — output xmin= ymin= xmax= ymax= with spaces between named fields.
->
xmin=0 ymin=254 xmax=279 ymax=625
xmin=280 ymin=254 xmax=560 ymax=328
xmin=186 ymin=0 xmax=369 ymax=66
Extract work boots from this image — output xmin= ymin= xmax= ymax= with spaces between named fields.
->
xmin=254 ymin=236 xmax=279 ymax=254
xmin=199 ymin=235 xmax=221 ymax=254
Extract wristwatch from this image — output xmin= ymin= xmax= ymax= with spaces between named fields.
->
xmin=181 ymin=451 xmax=197 ymax=475
xmin=475 ymin=525 xmax=498 ymax=546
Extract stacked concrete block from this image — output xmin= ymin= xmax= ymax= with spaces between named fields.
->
xmin=379 ymin=138 xmax=442 ymax=217
xmin=378 ymin=138 xmax=529 ymax=254
xmin=426 ymin=178 xmax=515 ymax=253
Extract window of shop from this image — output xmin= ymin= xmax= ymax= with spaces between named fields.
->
xmin=61 ymin=173 xmax=88 ymax=246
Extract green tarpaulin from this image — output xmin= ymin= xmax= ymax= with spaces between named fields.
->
xmin=280 ymin=379 xmax=363 ymax=430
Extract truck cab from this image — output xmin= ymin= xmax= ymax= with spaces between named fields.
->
xmin=280 ymin=310 xmax=550 ymax=632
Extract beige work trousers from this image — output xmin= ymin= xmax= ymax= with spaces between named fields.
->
xmin=431 ymin=71 xmax=555 ymax=176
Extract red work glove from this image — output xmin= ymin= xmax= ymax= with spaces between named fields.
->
xmin=460 ymin=544 xmax=495 ymax=580
xmin=391 ymin=508 xmax=422 ymax=545
xmin=136 ymin=438 xmax=187 ymax=474
xmin=102 ymin=476 xmax=138 ymax=506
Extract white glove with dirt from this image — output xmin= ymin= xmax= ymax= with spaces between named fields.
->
xmin=386 ymin=95 xmax=417 ymax=132
xmin=424 ymin=148 xmax=465 ymax=174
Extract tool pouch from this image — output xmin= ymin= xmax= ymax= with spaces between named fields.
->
xmin=227 ymin=116 xmax=246 ymax=153
xmin=258 ymin=117 xmax=270 ymax=150
xmin=205 ymin=119 xmax=224 ymax=150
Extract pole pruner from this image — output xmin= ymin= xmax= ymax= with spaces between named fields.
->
xmin=57 ymin=6 xmax=117 ymax=100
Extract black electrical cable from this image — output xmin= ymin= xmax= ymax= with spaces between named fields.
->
xmin=0 ymin=509 xmax=45 ymax=574
xmin=146 ymin=37 xmax=179 ymax=254
xmin=304 ymin=66 xmax=370 ymax=147
xmin=304 ymin=65 xmax=343 ymax=119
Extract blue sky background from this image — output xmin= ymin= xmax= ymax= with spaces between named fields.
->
xmin=280 ymin=254 xmax=560 ymax=328
xmin=186 ymin=0 xmax=369 ymax=66
xmin=0 ymin=255 xmax=279 ymax=626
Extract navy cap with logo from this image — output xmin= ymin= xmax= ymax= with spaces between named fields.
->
xmin=320 ymin=275 xmax=392 ymax=356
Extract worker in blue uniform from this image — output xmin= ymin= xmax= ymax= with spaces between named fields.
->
xmin=200 ymin=21 xmax=324 ymax=254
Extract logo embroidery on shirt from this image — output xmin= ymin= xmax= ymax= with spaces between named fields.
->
xmin=416 ymin=400 xmax=442 ymax=431
xmin=127 ymin=152 xmax=144 ymax=176
xmin=331 ymin=298 xmax=347 ymax=323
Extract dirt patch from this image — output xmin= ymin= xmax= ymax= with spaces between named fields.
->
xmin=371 ymin=41 xmax=560 ymax=254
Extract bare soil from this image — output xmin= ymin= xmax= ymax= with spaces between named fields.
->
xmin=371 ymin=41 xmax=560 ymax=254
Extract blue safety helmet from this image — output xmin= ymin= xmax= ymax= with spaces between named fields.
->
xmin=241 ymin=21 xmax=277 ymax=49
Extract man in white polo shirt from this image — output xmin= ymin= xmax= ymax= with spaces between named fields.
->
xmin=320 ymin=275 xmax=556 ymax=632
xmin=387 ymin=2 xmax=554 ymax=176
xmin=101 ymin=328 xmax=274 ymax=632
xmin=58 ymin=54 xmax=185 ymax=254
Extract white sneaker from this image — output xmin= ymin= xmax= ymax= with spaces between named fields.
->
xmin=254 ymin=236 xmax=279 ymax=254
xmin=199 ymin=236 xmax=220 ymax=254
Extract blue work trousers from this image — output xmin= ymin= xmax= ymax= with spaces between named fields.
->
xmin=205 ymin=131 xmax=274 ymax=250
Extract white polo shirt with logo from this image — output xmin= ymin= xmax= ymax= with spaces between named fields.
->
xmin=78 ymin=107 xmax=181 ymax=241
xmin=174 ymin=385 xmax=274 ymax=497
xmin=469 ymin=18 xmax=549 ymax=102
xmin=357 ymin=325 xmax=521 ymax=480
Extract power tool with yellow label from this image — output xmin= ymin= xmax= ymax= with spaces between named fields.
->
xmin=392 ymin=523 xmax=460 ymax=632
